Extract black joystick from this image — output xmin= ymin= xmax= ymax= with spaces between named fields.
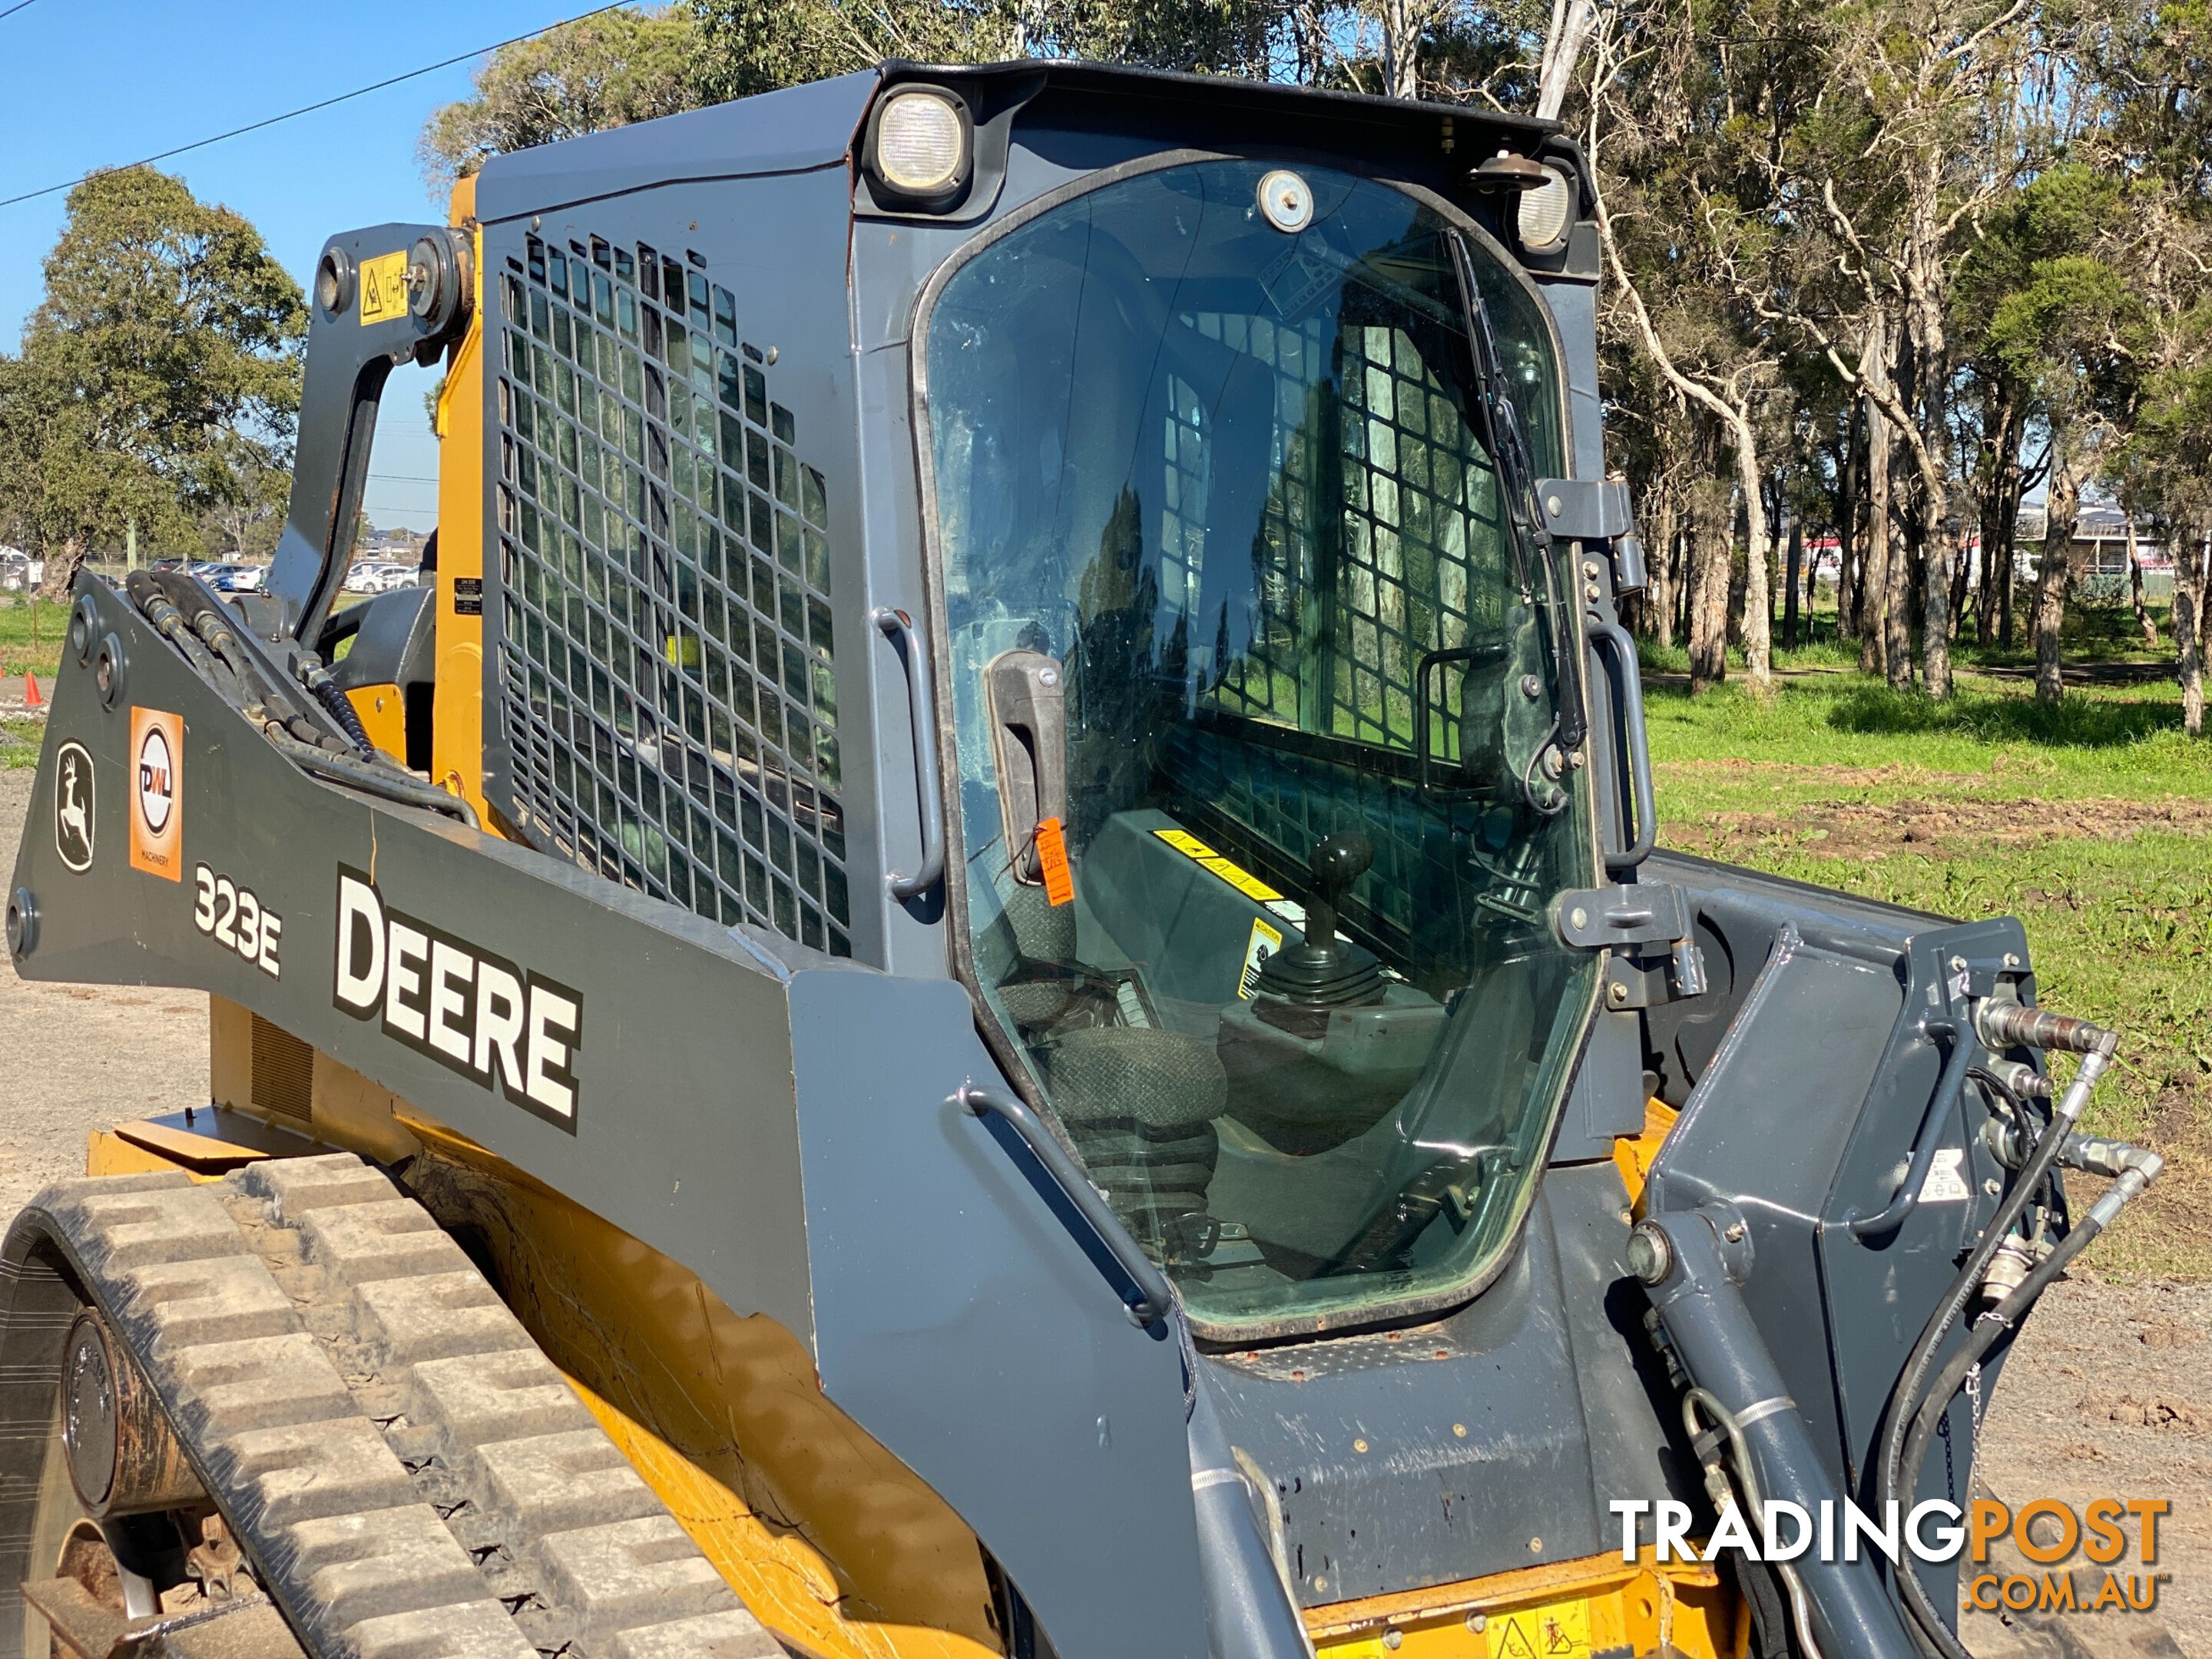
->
xmin=1254 ymin=832 xmax=1385 ymax=1006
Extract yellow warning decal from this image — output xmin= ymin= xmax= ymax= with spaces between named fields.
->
xmin=1487 ymin=1598 xmax=1591 ymax=1659
xmin=1238 ymin=918 xmax=1282 ymax=998
xmin=359 ymin=250 xmax=410 ymax=325
xmin=1153 ymin=828 xmax=1283 ymax=903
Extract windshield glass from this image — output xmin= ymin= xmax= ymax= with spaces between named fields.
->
xmin=922 ymin=160 xmax=1598 ymax=1336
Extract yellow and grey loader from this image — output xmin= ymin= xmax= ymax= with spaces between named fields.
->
xmin=0 ymin=60 xmax=2165 ymax=1659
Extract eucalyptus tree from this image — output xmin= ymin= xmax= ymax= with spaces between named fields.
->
xmin=0 ymin=166 xmax=303 ymax=593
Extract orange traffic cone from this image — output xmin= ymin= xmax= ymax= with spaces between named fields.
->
xmin=22 ymin=672 xmax=41 ymax=709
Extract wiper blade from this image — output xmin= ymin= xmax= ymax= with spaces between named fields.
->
xmin=1447 ymin=232 xmax=1590 ymax=757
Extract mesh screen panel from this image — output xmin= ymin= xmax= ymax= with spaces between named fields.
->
xmin=1168 ymin=310 xmax=1512 ymax=960
xmin=493 ymin=233 xmax=849 ymax=956
xmin=1200 ymin=310 xmax=1505 ymax=748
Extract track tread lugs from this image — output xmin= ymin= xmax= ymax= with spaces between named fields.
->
xmin=19 ymin=1156 xmax=783 ymax=1658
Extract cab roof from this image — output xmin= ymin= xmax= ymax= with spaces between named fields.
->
xmin=475 ymin=59 xmax=1562 ymax=225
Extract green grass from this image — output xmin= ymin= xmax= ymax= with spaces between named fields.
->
xmin=0 ymin=717 xmax=44 ymax=770
xmin=1648 ymin=651 xmax=2212 ymax=1280
xmin=0 ymin=596 xmax=67 ymax=680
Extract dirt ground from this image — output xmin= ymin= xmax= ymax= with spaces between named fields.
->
xmin=0 ymin=757 xmax=2205 ymax=1654
xmin=0 ymin=764 xmax=207 ymax=1220
xmin=1700 ymin=790 xmax=2212 ymax=862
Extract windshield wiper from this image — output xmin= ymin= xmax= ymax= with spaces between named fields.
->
xmin=1447 ymin=233 xmax=1590 ymax=761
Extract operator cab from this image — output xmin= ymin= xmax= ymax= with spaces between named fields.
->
xmin=922 ymin=155 xmax=1601 ymax=1339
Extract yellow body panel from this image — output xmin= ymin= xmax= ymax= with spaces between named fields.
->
xmin=431 ymin=177 xmax=490 ymax=825
xmin=1611 ymin=1098 xmax=1679 ymax=1215
xmin=85 ymin=1130 xmax=217 ymax=1181
xmin=191 ymin=1005 xmax=1002 ymax=1659
xmin=1308 ymin=1548 xmax=1740 ymax=1659
xmin=343 ymin=683 xmax=408 ymax=762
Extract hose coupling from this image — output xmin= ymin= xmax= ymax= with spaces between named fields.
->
xmin=1981 ymin=1059 xmax=2050 ymax=1100
xmin=1972 ymin=999 xmax=2118 ymax=1058
xmin=2086 ymin=1155 xmax=2164 ymax=1228
xmin=1979 ymin=1235 xmax=2035 ymax=1303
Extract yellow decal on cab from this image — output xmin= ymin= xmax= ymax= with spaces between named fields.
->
xmin=1153 ymin=827 xmax=1284 ymax=904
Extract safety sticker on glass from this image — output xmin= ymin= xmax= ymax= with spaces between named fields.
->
xmin=1035 ymin=816 xmax=1075 ymax=906
xmin=1239 ymin=919 xmax=1283 ymax=999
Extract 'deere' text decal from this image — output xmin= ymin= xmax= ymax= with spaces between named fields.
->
xmin=331 ymin=867 xmax=581 ymax=1131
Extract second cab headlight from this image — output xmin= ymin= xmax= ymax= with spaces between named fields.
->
xmin=872 ymin=88 xmax=970 ymax=205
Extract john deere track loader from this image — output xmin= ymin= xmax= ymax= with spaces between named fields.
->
xmin=0 ymin=61 xmax=2164 ymax=1659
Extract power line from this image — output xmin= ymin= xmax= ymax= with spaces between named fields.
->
xmin=0 ymin=1 xmax=44 ymax=23
xmin=0 ymin=2 xmax=628 ymax=213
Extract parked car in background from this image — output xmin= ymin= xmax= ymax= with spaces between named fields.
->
xmin=204 ymin=564 xmax=268 ymax=594
xmin=0 ymin=548 xmax=45 ymax=592
xmin=343 ymin=561 xmax=419 ymax=595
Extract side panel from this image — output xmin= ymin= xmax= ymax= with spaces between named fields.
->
xmin=1200 ymin=1163 xmax=1694 ymax=1605
xmin=9 ymin=586 xmax=815 ymax=1346
xmin=478 ymin=168 xmax=889 ymax=967
xmin=790 ymin=970 xmax=1213 ymax=1658
xmin=1644 ymin=932 xmax=1905 ymax=1477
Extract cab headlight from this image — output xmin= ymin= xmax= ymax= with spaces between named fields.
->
xmin=1517 ymin=164 xmax=1576 ymax=254
xmin=870 ymin=88 xmax=971 ymax=207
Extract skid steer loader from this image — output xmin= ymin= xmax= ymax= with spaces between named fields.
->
xmin=0 ymin=60 xmax=2165 ymax=1659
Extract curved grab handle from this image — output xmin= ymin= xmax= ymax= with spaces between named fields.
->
xmin=1588 ymin=615 xmax=1657 ymax=873
xmin=873 ymin=607 xmax=946 ymax=902
xmin=958 ymin=1084 xmax=1176 ymax=1330
xmin=1848 ymin=1017 xmax=1973 ymax=1240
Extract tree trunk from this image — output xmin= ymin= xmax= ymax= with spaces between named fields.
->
xmin=1860 ymin=322 xmax=1893 ymax=678
xmin=1949 ymin=528 xmax=1973 ymax=642
xmin=1784 ymin=522 xmax=1803 ymax=649
xmin=1837 ymin=411 xmax=1863 ymax=641
xmin=2128 ymin=520 xmax=2157 ymax=647
xmin=1889 ymin=534 xmax=1918 ymax=690
xmin=1687 ymin=478 xmax=1731 ymax=694
xmin=2177 ymin=528 xmax=2204 ymax=739
xmin=1377 ymin=0 xmax=1423 ymax=98
xmin=1735 ymin=444 xmax=1773 ymax=688
xmin=1998 ymin=481 xmax=2021 ymax=649
xmin=36 ymin=538 xmax=84 ymax=604
xmin=2032 ymin=462 xmax=2081 ymax=705
xmin=1650 ymin=491 xmax=1678 ymax=650
xmin=1918 ymin=488 xmax=1952 ymax=698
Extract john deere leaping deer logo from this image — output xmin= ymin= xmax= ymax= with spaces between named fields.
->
xmin=52 ymin=740 xmax=94 ymax=873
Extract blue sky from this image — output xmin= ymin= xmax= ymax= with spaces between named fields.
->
xmin=0 ymin=0 xmax=608 ymax=537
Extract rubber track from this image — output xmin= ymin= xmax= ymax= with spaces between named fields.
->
xmin=22 ymin=1157 xmax=785 ymax=1659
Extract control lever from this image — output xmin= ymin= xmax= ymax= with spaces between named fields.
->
xmin=1253 ymin=833 xmax=1384 ymax=1006
xmin=986 ymin=651 xmax=1068 ymax=884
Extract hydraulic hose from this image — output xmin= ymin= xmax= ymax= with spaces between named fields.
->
xmin=1891 ymin=1142 xmax=2162 ymax=1659
xmin=294 ymin=651 xmax=377 ymax=761
xmin=124 ymin=572 xmax=241 ymax=700
xmin=263 ymin=726 xmax=478 ymax=830
xmin=1876 ymin=1012 xmax=2119 ymax=1657
xmin=1682 ymin=1389 xmax=1826 ymax=1659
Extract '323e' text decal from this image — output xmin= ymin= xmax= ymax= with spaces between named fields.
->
xmin=331 ymin=868 xmax=582 ymax=1130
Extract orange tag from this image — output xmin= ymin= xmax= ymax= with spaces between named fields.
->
xmin=1035 ymin=816 xmax=1075 ymax=906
